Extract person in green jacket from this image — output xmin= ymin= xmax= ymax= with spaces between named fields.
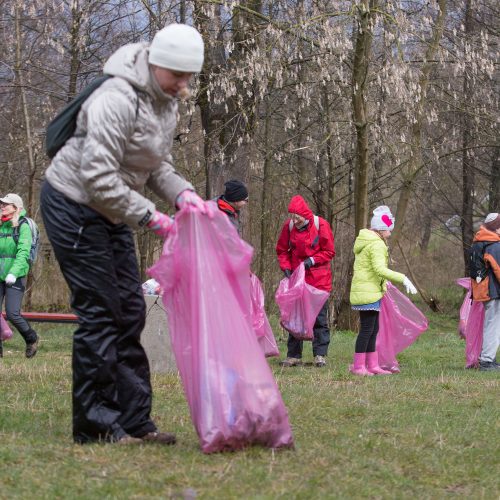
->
xmin=349 ymin=206 xmax=417 ymax=376
xmin=0 ymin=193 xmax=39 ymax=358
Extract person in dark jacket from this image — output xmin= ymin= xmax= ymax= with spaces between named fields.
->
xmin=0 ymin=193 xmax=39 ymax=359
xmin=40 ymin=24 xmax=208 ymax=445
xmin=471 ymin=213 xmax=500 ymax=371
xmin=276 ymin=195 xmax=335 ymax=367
xmin=215 ymin=180 xmax=248 ymax=235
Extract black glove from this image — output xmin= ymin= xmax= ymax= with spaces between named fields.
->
xmin=284 ymin=269 xmax=292 ymax=278
xmin=303 ymin=258 xmax=313 ymax=270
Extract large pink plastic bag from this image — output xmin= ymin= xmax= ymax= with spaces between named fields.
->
xmin=456 ymin=278 xmax=484 ymax=368
xmin=250 ymin=273 xmax=279 ymax=357
xmin=456 ymin=278 xmax=472 ymax=338
xmin=1 ymin=316 xmax=13 ymax=341
xmin=275 ymin=264 xmax=329 ymax=340
xmin=464 ymin=300 xmax=484 ymax=368
xmin=376 ymin=282 xmax=429 ymax=372
xmin=149 ymin=204 xmax=294 ymax=453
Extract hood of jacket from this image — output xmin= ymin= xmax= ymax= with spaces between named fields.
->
xmin=288 ymin=195 xmax=313 ymax=220
xmin=353 ymin=229 xmax=384 ymax=255
xmin=103 ymin=42 xmax=173 ymax=103
xmin=473 ymin=226 xmax=500 ymax=243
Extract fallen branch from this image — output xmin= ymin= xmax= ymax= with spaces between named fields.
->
xmin=396 ymin=241 xmax=442 ymax=313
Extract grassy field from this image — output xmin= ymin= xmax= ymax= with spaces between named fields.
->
xmin=0 ymin=311 xmax=498 ymax=499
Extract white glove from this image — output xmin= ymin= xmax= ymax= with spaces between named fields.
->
xmin=5 ymin=274 xmax=16 ymax=285
xmin=403 ymin=276 xmax=417 ymax=295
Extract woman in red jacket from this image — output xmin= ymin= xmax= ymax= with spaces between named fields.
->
xmin=276 ymin=195 xmax=335 ymax=367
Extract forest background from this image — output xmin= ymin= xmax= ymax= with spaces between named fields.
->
xmin=0 ymin=0 xmax=498 ymax=327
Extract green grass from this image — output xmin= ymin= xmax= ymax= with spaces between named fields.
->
xmin=0 ymin=314 xmax=498 ymax=499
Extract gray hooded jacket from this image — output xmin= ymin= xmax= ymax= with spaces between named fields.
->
xmin=45 ymin=42 xmax=193 ymax=228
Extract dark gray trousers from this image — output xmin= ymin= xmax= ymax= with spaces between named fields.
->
xmin=0 ymin=278 xmax=36 ymax=344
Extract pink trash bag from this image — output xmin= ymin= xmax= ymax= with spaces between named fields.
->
xmin=463 ymin=301 xmax=484 ymax=368
xmin=149 ymin=203 xmax=294 ymax=453
xmin=250 ymin=273 xmax=279 ymax=358
xmin=275 ymin=264 xmax=329 ymax=340
xmin=456 ymin=278 xmax=484 ymax=368
xmin=376 ymin=282 xmax=429 ymax=372
xmin=1 ymin=316 xmax=13 ymax=341
xmin=456 ymin=278 xmax=472 ymax=339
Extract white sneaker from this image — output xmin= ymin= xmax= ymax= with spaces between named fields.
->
xmin=314 ymin=355 xmax=326 ymax=367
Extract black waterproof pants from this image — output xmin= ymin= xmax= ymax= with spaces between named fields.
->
xmin=287 ymin=301 xmax=330 ymax=358
xmin=40 ymin=181 xmax=156 ymax=443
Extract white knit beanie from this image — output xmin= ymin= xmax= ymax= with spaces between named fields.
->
xmin=148 ymin=24 xmax=204 ymax=73
xmin=370 ymin=205 xmax=395 ymax=231
xmin=484 ymin=213 xmax=500 ymax=231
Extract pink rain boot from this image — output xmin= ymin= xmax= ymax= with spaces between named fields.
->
xmin=366 ymin=351 xmax=392 ymax=375
xmin=349 ymin=353 xmax=374 ymax=376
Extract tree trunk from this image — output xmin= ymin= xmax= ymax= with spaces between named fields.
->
xmin=14 ymin=6 xmax=38 ymax=308
xmin=489 ymin=150 xmax=500 ymax=212
xmin=392 ymin=0 xmax=447 ymax=244
xmin=352 ymin=0 xmax=376 ymax=235
xmin=68 ymin=2 xmax=82 ymax=98
xmin=258 ymin=99 xmax=272 ymax=287
xmin=460 ymin=0 xmax=475 ymax=276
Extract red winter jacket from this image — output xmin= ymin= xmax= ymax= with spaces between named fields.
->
xmin=276 ymin=195 xmax=335 ymax=292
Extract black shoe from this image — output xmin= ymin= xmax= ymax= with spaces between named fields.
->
xmin=479 ymin=361 xmax=500 ymax=371
xmin=25 ymin=338 xmax=39 ymax=358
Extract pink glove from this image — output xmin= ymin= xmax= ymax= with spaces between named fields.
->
xmin=176 ymin=189 xmax=207 ymax=214
xmin=147 ymin=211 xmax=174 ymax=238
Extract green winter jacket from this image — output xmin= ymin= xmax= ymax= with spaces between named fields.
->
xmin=350 ymin=229 xmax=405 ymax=305
xmin=0 ymin=209 xmax=32 ymax=281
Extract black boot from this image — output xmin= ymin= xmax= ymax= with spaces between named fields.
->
xmin=24 ymin=329 xmax=39 ymax=358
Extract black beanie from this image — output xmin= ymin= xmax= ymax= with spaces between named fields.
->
xmin=224 ymin=180 xmax=248 ymax=202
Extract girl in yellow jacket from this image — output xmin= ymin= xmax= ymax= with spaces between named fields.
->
xmin=349 ymin=206 xmax=417 ymax=376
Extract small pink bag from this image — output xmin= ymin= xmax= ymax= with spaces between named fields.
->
xmin=149 ymin=203 xmax=294 ymax=453
xmin=250 ymin=274 xmax=279 ymax=357
xmin=275 ymin=264 xmax=329 ymax=340
xmin=456 ymin=278 xmax=472 ymax=339
xmin=376 ymin=282 xmax=429 ymax=372
xmin=1 ymin=316 xmax=13 ymax=341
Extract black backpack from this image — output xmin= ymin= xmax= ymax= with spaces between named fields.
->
xmin=45 ymin=75 xmax=112 ymax=159
xmin=469 ymin=241 xmax=493 ymax=283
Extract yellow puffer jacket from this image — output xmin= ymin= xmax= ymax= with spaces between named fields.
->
xmin=350 ymin=229 xmax=405 ymax=305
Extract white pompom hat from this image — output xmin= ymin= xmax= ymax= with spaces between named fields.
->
xmin=370 ymin=205 xmax=395 ymax=231
xmin=148 ymin=24 xmax=204 ymax=73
